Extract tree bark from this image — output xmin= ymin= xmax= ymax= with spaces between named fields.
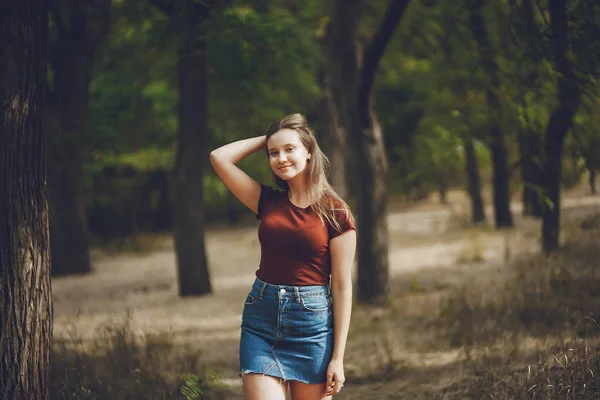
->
xmin=541 ymin=0 xmax=580 ymax=253
xmin=147 ymin=0 xmax=219 ymax=296
xmin=463 ymin=138 xmax=486 ymax=223
xmin=512 ymin=0 xmax=543 ymax=218
xmin=518 ymin=130 xmax=543 ymax=217
xmin=316 ymin=63 xmax=348 ymax=198
xmin=0 ymin=1 xmax=53 ymax=398
xmin=329 ymin=0 xmax=410 ymax=305
xmin=173 ymin=34 xmax=212 ymax=296
xmin=437 ymin=27 xmax=486 ymax=224
xmin=468 ymin=0 xmax=513 ymax=228
xmin=47 ymin=0 xmax=111 ymax=276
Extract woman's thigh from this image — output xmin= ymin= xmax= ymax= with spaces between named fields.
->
xmin=289 ymin=381 xmax=331 ymax=400
xmin=242 ymin=373 xmax=287 ymax=400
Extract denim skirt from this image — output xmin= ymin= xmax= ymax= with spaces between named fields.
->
xmin=239 ymin=277 xmax=334 ymax=384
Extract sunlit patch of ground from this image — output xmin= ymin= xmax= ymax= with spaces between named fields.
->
xmin=52 ymin=187 xmax=600 ymax=399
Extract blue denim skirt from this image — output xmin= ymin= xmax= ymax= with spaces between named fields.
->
xmin=239 ymin=278 xmax=334 ymax=384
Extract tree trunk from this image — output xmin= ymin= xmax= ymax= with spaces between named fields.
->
xmin=541 ymin=0 xmax=580 ymax=253
xmin=353 ymin=111 xmax=390 ymax=305
xmin=0 ymin=1 xmax=53 ymax=398
xmin=541 ymin=133 xmax=567 ymax=253
xmin=590 ymin=169 xmax=597 ymax=195
xmin=46 ymin=0 xmax=111 ymax=276
xmin=468 ymin=0 xmax=513 ymax=228
xmin=438 ymin=185 xmax=448 ymax=205
xmin=173 ymin=35 xmax=212 ymax=296
xmin=463 ymin=138 xmax=485 ymax=223
xmin=329 ymin=0 xmax=409 ymax=305
xmin=437 ymin=26 xmax=486 ymax=224
xmin=518 ymin=129 xmax=543 ymax=217
xmin=316 ymin=66 xmax=348 ymax=198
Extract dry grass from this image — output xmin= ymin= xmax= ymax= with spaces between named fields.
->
xmin=50 ymin=314 xmax=233 ymax=400
xmin=432 ymin=223 xmax=600 ymax=399
xmin=437 ymin=229 xmax=600 ymax=347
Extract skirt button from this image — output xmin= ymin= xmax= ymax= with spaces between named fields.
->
xmin=279 ymin=288 xmax=286 ymax=294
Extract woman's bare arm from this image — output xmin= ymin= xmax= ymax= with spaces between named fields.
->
xmin=326 ymin=229 xmax=357 ymax=395
xmin=209 ymin=136 xmax=266 ymax=214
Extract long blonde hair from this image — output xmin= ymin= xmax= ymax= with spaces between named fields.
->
xmin=265 ymin=113 xmax=350 ymax=232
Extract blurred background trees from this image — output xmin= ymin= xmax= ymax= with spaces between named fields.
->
xmin=39 ymin=0 xmax=600 ymax=303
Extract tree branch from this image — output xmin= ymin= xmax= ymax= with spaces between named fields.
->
xmin=358 ymin=0 xmax=410 ymax=126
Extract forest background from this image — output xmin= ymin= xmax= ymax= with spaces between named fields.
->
xmin=2 ymin=0 xmax=600 ymax=398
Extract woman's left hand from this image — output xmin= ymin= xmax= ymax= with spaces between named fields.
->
xmin=324 ymin=358 xmax=345 ymax=396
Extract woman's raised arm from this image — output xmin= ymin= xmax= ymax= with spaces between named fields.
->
xmin=209 ymin=136 xmax=265 ymax=215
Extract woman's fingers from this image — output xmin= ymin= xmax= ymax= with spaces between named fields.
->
xmin=333 ymin=378 xmax=345 ymax=395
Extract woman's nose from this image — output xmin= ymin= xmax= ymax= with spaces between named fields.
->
xmin=278 ymin=153 xmax=287 ymax=163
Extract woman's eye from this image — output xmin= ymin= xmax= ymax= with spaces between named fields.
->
xmin=269 ymin=152 xmax=277 ymax=157
xmin=286 ymin=147 xmax=294 ymax=152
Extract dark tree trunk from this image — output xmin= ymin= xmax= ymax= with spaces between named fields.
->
xmin=541 ymin=0 xmax=580 ymax=253
xmin=173 ymin=35 xmax=212 ymax=296
xmin=147 ymin=0 xmax=218 ymax=296
xmin=518 ymin=130 xmax=543 ymax=217
xmin=316 ymin=64 xmax=348 ymax=198
xmin=591 ymin=169 xmax=597 ymax=195
xmin=541 ymin=136 xmax=566 ymax=253
xmin=438 ymin=184 xmax=448 ymax=205
xmin=329 ymin=0 xmax=409 ymax=305
xmin=468 ymin=0 xmax=513 ymax=228
xmin=463 ymin=138 xmax=485 ymax=223
xmin=47 ymin=0 xmax=111 ymax=276
xmin=0 ymin=1 xmax=53 ymax=398
xmin=437 ymin=26 xmax=486 ymax=224
xmin=353 ymin=113 xmax=390 ymax=305
xmin=512 ymin=0 xmax=543 ymax=218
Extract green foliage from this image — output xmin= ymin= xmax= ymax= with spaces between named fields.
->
xmin=180 ymin=371 xmax=222 ymax=400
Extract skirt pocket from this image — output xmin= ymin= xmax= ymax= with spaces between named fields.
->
xmin=300 ymin=294 xmax=330 ymax=312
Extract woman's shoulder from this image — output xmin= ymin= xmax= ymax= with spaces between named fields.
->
xmin=256 ymin=184 xmax=287 ymax=219
xmin=324 ymin=194 xmax=351 ymax=213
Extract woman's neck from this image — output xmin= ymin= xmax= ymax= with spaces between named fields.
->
xmin=287 ymin=178 xmax=310 ymax=206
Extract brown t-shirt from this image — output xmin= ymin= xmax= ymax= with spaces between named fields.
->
xmin=255 ymin=185 xmax=355 ymax=286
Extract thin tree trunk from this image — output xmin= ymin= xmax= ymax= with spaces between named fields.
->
xmin=468 ymin=0 xmax=513 ymax=228
xmin=0 ymin=1 xmax=53 ymax=397
xmin=463 ymin=138 xmax=485 ymax=223
xmin=46 ymin=0 xmax=111 ymax=276
xmin=541 ymin=0 xmax=580 ymax=253
xmin=513 ymin=0 xmax=543 ymax=218
xmin=590 ymin=169 xmax=597 ymax=195
xmin=518 ymin=130 xmax=543 ymax=217
xmin=437 ymin=28 xmax=486 ymax=224
xmin=174 ymin=35 xmax=212 ymax=296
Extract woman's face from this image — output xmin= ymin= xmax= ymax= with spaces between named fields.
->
xmin=267 ymin=129 xmax=311 ymax=182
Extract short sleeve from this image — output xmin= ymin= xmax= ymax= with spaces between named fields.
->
xmin=256 ymin=184 xmax=283 ymax=220
xmin=327 ymin=200 xmax=356 ymax=239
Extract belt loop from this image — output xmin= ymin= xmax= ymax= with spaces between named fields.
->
xmin=258 ymin=281 xmax=267 ymax=300
xmin=294 ymin=287 xmax=301 ymax=303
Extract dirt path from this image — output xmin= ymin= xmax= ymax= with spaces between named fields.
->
xmin=51 ymin=192 xmax=600 ymax=398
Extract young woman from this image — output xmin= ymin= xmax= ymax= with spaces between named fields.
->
xmin=210 ymin=113 xmax=356 ymax=400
